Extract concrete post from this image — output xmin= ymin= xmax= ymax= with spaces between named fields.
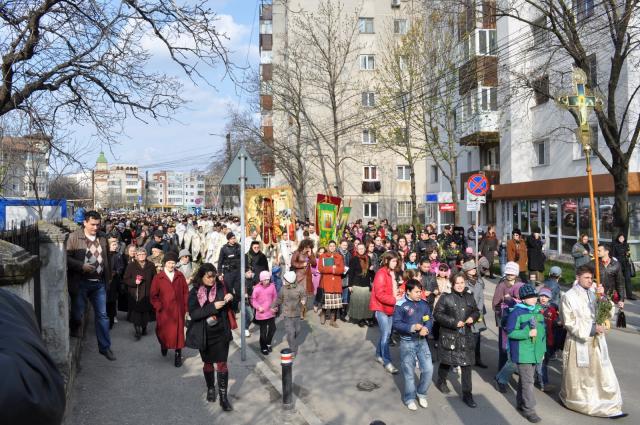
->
xmin=38 ymin=222 xmax=70 ymax=369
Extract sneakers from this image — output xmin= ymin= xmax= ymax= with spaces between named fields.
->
xmin=244 ymin=329 xmax=251 ymax=337
xmin=99 ymin=349 xmax=116 ymax=361
xmin=113 ymin=317 xmax=118 ymax=323
xmin=261 ymin=348 xmax=269 ymax=355
xmin=384 ymin=363 xmax=399 ymax=374
xmin=417 ymin=396 xmax=428 ymax=408
xmin=406 ymin=401 xmax=418 ymax=411
xmin=375 ymin=356 xmax=384 ymax=365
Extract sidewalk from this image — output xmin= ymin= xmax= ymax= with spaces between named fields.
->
xmin=64 ymin=311 xmax=308 ymax=425
xmin=250 ymin=278 xmax=637 ymax=425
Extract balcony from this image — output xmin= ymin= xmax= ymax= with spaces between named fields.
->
xmin=362 ymin=181 xmax=381 ymax=194
xmin=458 ymin=111 xmax=500 ymax=146
xmin=459 ymin=56 xmax=497 ymax=95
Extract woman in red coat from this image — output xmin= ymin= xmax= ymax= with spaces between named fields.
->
xmin=369 ymin=251 xmax=400 ymax=374
xmin=150 ymin=251 xmax=189 ymax=367
xmin=318 ymin=240 xmax=345 ymax=328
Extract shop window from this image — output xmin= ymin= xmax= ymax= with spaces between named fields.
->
xmin=530 ymin=200 xmax=539 ymax=232
xmin=578 ymin=198 xmax=592 ymax=237
xmin=599 ymin=196 xmax=614 ymax=240
xmin=561 ymin=199 xmax=578 ymax=238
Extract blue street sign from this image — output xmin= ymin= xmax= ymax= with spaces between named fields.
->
xmin=194 ymin=207 xmax=201 ymax=215
xmin=138 ymin=195 xmax=143 ymax=204
xmin=425 ymin=193 xmax=438 ymax=203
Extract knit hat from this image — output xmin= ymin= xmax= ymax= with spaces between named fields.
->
xmin=504 ymin=261 xmax=519 ymax=276
xmin=519 ymin=284 xmax=538 ymax=300
xmin=283 ymin=270 xmax=297 ymax=284
xmin=462 ymin=260 xmax=476 ymax=272
xmin=178 ymin=249 xmax=191 ymax=259
xmin=549 ymin=266 xmax=562 ymax=277
xmin=259 ymin=271 xmax=271 ymax=282
xmin=164 ymin=252 xmax=178 ymax=264
xmin=226 ymin=232 xmax=235 ymax=240
xmin=538 ymin=287 xmax=552 ymax=299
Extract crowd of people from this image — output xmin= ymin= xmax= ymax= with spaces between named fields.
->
xmin=66 ymin=210 xmax=630 ymax=421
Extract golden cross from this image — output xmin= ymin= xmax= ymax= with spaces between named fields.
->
xmin=557 ymin=68 xmax=601 ymax=147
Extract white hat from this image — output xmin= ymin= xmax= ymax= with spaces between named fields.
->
xmin=504 ymin=261 xmax=520 ymax=276
xmin=283 ymin=270 xmax=297 ymax=284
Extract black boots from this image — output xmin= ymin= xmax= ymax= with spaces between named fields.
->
xmin=217 ymin=371 xmax=233 ymax=411
xmin=436 ymin=379 xmax=451 ymax=394
xmin=204 ymin=371 xmax=216 ymax=402
xmin=174 ymin=349 xmax=183 ymax=367
xmin=161 ymin=347 xmax=168 ymax=356
xmin=463 ymin=393 xmax=477 ymax=408
xmin=134 ymin=325 xmax=142 ymax=341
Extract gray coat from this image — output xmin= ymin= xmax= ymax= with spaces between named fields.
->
xmin=571 ymin=241 xmax=593 ymax=269
xmin=272 ymin=283 xmax=306 ymax=318
xmin=465 ymin=277 xmax=487 ymax=333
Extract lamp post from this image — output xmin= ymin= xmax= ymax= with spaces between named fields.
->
xmin=557 ymin=68 xmax=602 ymax=287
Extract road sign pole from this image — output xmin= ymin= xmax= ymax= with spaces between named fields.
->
xmin=239 ymin=152 xmax=247 ymax=362
xmin=475 ymin=208 xmax=479 ymax=275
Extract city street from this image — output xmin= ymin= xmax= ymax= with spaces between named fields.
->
xmin=65 ymin=278 xmax=639 ymax=425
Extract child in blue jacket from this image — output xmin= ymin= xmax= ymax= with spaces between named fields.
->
xmin=392 ymin=279 xmax=434 ymax=411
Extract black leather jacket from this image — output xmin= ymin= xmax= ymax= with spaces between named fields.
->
xmin=592 ymin=258 xmax=626 ymax=300
xmin=434 ymin=289 xmax=480 ymax=366
xmin=217 ymin=243 xmax=241 ymax=273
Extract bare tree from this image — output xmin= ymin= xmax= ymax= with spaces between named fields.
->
xmin=288 ymin=0 xmax=362 ymax=198
xmin=49 ymin=175 xmax=91 ymax=201
xmin=412 ymin=6 xmax=467 ymax=223
xmin=1 ymin=1 xmax=232 ymax=147
xmin=498 ymin=0 xmax=640 ymax=235
xmin=372 ymin=16 xmax=430 ymax=225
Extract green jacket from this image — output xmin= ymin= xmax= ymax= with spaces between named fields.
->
xmin=505 ymin=304 xmax=546 ymax=364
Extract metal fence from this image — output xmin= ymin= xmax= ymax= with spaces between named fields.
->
xmin=0 ymin=220 xmax=42 ymax=327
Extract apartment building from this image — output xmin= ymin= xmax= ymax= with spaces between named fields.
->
xmin=149 ymin=170 xmax=206 ymax=212
xmin=0 ymin=135 xmax=51 ymax=199
xmin=263 ymin=0 xmax=429 ymax=223
xmin=93 ymin=152 xmax=144 ymax=209
xmin=489 ymin=2 xmax=640 ymax=256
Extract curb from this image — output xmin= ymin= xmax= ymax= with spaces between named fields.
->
xmin=230 ymin=331 xmax=323 ymax=425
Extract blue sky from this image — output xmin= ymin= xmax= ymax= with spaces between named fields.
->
xmin=73 ymin=0 xmax=258 ymax=172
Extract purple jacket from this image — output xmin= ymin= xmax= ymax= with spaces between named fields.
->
xmin=251 ymin=283 xmax=277 ymax=321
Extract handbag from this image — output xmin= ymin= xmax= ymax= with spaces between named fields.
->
xmin=630 ymin=260 xmax=636 ymax=278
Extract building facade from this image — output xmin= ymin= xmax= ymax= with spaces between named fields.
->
xmin=263 ymin=0 xmax=429 ymax=224
xmin=93 ymin=152 xmax=144 ymax=210
xmin=149 ymin=170 xmax=206 ymax=212
xmin=0 ymin=135 xmax=51 ymax=199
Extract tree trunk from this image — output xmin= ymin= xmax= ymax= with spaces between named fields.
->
xmin=410 ymin=168 xmax=419 ymax=226
xmin=611 ymin=162 xmax=630 ymax=237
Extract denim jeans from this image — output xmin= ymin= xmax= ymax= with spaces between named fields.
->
xmin=400 ymin=338 xmax=433 ymax=404
xmin=72 ymin=279 xmax=111 ymax=352
xmin=341 ymin=286 xmax=350 ymax=305
xmin=375 ymin=311 xmax=393 ymax=366
xmin=496 ymin=358 xmax=516 ymax=385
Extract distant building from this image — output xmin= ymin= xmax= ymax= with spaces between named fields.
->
xmin=149 ymin=170 xmax=206 ymax=212
xmin=0 ymin=134 xmax=51 ymax=198
xmin=92 ymin=152 xmax=144 ymax=209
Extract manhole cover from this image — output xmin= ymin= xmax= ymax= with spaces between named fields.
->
xmin=356 ymin=380 xmax=381 ymax=392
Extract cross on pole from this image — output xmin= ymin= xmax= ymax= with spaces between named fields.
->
xmin=557 ymin=67 xmax=602 ymax=287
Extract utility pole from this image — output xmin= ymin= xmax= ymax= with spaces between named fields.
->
xmin=91 ymin=170 xmax=95 ymax=210
xmin=226 ymin=133 xmax=232 ymax=165
xmin=145 ymin=170 xmax=149 ymax=211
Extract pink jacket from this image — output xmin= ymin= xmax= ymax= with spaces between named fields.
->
xmin=251 ymin=283 xmax=277 ymax=321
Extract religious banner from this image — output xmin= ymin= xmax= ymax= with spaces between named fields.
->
xmin=315 ymin=194 xmax=341 ymax=248
xmin=334 ymin=205 xmax=351 ymax=240
xmin=245 ymin=187 xmax=296 ymax=245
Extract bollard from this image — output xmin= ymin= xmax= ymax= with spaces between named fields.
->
xmin=281 ymin=348 xmax=294 ymax=409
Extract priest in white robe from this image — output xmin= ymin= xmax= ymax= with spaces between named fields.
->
xmin=559 ymin=265 xmax=626 ymax=418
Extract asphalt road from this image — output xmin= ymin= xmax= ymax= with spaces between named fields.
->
xmin=64 ymin=278 xmax=639 ymax=425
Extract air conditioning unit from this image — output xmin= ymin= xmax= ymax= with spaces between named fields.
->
xmin=391 ymin=0 xmax=400 ymax=7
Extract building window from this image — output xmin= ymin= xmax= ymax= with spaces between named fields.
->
xmin=397 ymin=201 xmax=411 ymax=217
xmin=534 ymin=139 xmax=550 ymax=166
xmin=396 ymin=92 xmax=410 ymax=110
xmin=362 ymin=129 xmax=377 ymax=145
xmin=394 ymin=19 xmax=408 ymax=35
xmin=358 ymin=17 xmax=374 ymax=34
xmin=431 ymin=165 xmax=439 ymax=183
xmin=480 ymin=87 xmax=498 ymax=111
xmin=398 ymin=55 xmax=408 ymax=71
xmin=260 ymin=20 xmax=273 ymax=34
xmin=363 ymin=202 xmax=379 ymax=218
xmin=477 ymin=29 xmax=497 ymax=55
xmin=574 ymin=0 xmax=595 ymax=21
xmin=362 ymin=92 xmax=375 ymax=107
xmin=360 ymin=54 xmax=375 ymax=70
xmin=532 ymin=75 xmax=550 ymax=105
xmin=363 ymin=165 xmax=378 ymax=181
xmin=531 ymin=17 xmax=549 ymax=46
xmin=587 ymin=53 xmax=597 ymax=86
xmin=397 ymin=165 xmax=411 ymax=181
xmin=260 ymin=50 xmax=273 ymax=64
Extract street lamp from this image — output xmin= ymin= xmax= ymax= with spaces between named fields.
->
xmin=557 ymin=68 xmax=602 ymax=286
